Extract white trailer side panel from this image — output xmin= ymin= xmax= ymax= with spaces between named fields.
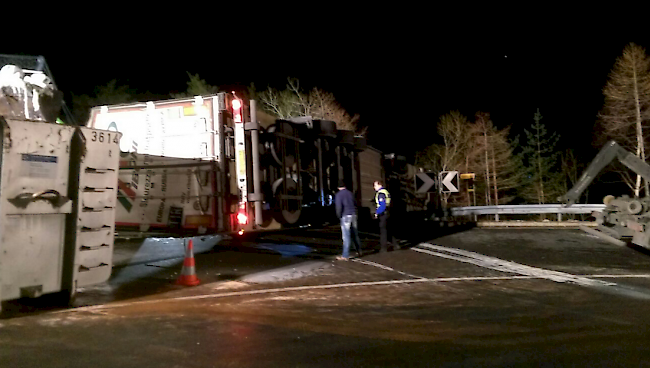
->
xmin=86 ymin=96 xmax=223 ymax=232
xmin=87 ymin=96 xmax=220 ymax=161
xmin=116 ymin=153 xmax=216 ymax=232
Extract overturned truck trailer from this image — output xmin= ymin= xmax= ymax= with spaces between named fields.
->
xmin=87 ymin=93 xmax=377 ymax=236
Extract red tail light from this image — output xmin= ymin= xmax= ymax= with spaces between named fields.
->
xmin=232 ymin=98 xmax=243 ymax=123
xmin=237 ymin=202 xmax=248 ymax=225
xmin=237 ymin=211 xmax=248 ymax=225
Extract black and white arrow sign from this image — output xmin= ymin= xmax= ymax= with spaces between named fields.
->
xmin=439 ymin=171 xmax=459 ymax=193
xmin=415 ymin=172 xmax=436 ymax=193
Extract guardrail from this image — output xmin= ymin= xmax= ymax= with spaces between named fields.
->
xmin=450 ymin=204 xmax=606 ymax=221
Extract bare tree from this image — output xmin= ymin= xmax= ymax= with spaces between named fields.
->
xmin=257 ymin=84 xmax=299 ymax=119
xmin=469 ymin=113 xmax=520 ymax=206
xmin=534 ymin=109 xmax=548 ymax=203
xmin=560 ymin=149 xmax=588 ymax=217
xmin=415 ymin=111 xmax=473 ymax=208
xmin=598 ymin=43 xmax=650 ymax=197
xmin=308 ymin=87 xmax=360 ymax=132
xmin=475 ymin=113 xmax=492 ymax=205
xmin=256 ymin=78 xmax=360 ymax=133
xmin=416 ymin=111 xmax=521 ymax=209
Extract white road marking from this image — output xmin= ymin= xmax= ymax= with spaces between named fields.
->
xmin=351 ymin=258 xmax=424 ymax=279
xmin=413 ymin=243 xmax=617 ymax=287
xmin=63 ymin=275 xmax=564 ymax=314
xmin=62 ymin=278 xmax=436 ymax=313
xmin=59 ymin=244 xmax=650 ymax=313
xmin=62 ymin=273 xmax=650 ymax=314
xmin=590 ymin=274 xmax=650 ymax=279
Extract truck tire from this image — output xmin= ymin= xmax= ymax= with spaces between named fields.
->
xmin=338 ymin=130 xmax=355 ymax=145
xmin=353 ymin=136 xmax=367 ymax=151
xmin=267 ymin=122 xmax=297 ymax=167
xmin=271 ymin=176 xmax=302 ymax=225
xmin=316 ymin=120 xmax=337 ymax=137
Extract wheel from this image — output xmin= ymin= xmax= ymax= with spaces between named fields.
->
xmin=316 ymin=120 xmax=337 ymax=137
xmin=267 ymin=122 xmax=298 ymax=167
xmin=338 ymin=130 xmax=355 ymax=145
xmin=271 ymin=176 xmax=302 ymax=225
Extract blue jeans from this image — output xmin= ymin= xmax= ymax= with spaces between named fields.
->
xmin=340 ymin=214 xmax=362 ymax=258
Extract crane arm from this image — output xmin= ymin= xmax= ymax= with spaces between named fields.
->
xmin=560 ymin=141 xmax=650 ymax=206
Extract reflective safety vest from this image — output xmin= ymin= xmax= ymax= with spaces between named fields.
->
xmin=375 ymin=188 xmax=391 ymax=208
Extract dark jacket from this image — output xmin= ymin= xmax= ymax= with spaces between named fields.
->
xmin=335 ymin=188 xmax=357 ymax=218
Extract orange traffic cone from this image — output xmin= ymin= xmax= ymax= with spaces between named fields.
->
xmin=176 ymin=239 xmax=200 ymax=286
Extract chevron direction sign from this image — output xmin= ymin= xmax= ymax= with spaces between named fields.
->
xmin=439 ymin=171 xmax=459 ymax=193
xmin=415 ymin=172 xmax=437 ymax=193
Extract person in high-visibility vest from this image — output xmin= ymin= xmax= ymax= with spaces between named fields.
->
xmin=374 ymin=180 xmax=398 ymax=253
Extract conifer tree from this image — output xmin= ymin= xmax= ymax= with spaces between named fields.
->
xmin=518 ymin=108 xmax=562 ymax=204
xmin=172 ymin=73 xmax=219 ymax=98
xmin=71 ymin=80 xmax=135 ymax=124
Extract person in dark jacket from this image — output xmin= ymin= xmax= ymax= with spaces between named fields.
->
xmin=334 ymin=180 xmax=363 ymax=260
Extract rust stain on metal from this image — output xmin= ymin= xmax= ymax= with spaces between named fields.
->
xmin=4 ymin=129 xmax=11 ymax=149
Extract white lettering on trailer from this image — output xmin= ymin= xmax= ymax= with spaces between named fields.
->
xmin=156 ymin=169 xmax=168 ymax=222
xmin=129 ymin=141 xmax=139 ymax=190
xmin=145 ymin=102 xmax=154 ymax=154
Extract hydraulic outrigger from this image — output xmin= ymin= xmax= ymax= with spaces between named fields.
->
xmin=560 ymin=141 xmax=650 ymax=248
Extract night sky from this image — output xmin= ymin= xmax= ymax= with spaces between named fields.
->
xmin=3 ymin=13 xmax=647 ymax=162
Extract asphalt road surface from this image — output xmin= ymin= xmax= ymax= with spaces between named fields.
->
xmin=4 ymin=227 xmax=650 ymax=367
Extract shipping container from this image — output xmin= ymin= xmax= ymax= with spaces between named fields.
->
xmin=0 ymin=118 xmax=120 ymax=311
xmin=0 ymin=57 xmax=121 ymax=311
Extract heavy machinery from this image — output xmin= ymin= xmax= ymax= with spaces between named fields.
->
xmin=0 ymin=55 xmax=120 ymax=312
xmin=560 ymin=140 xmax=650 ymax=248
